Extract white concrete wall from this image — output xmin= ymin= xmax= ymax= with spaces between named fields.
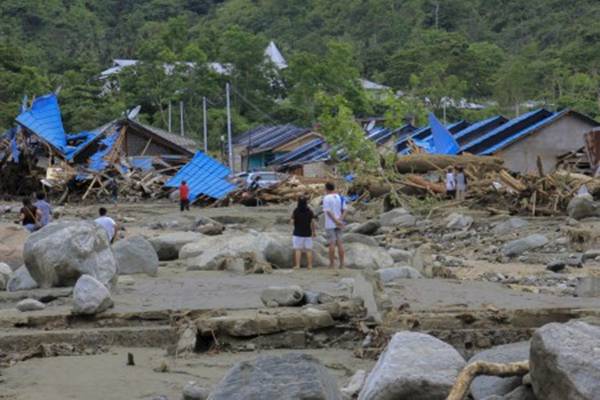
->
xmin=496 ymin=116 xmax=594 ymax=174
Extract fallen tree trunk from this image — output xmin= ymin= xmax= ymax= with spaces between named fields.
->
xmin=395 ymin=154 xmax=504 ymax=174
xmin=446 ymin=360 xmax=530 ymax=400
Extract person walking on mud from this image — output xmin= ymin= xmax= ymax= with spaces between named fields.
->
xmin=291 ymin=196 xmax=317 ymax=270
xmin=323 ymin=182 xmax=346 ymax=270
xmin=179 ymin=180 xmax=190 ymax=212
xmin=455 ymin=166 xmax=467 ymax=201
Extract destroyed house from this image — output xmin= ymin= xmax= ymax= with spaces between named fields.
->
xmin=396 ymin=120 xmax=470 ymax=154
xmin=232 ymin=125 xmax=320 ymax=171
xmin=459 ymin=108 xmax=599 ymax=174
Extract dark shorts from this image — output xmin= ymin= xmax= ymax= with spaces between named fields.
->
xmin=326 ymin=228 xmax=343 ymax=244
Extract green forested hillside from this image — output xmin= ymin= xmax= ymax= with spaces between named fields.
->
xmin=1 ymin=0 xmax=599 ymax=144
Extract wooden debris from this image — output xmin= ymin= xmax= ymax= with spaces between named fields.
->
xmin=395 ymin=154 xmax=504 ymax=174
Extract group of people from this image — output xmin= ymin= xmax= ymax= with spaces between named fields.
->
xmin=445 ymin=166 xmax=467 ymax=201
xmin=290 ymin=182 xmax=346 ymax=271
xmin=19 ymin=193 xmax=52 ymax=232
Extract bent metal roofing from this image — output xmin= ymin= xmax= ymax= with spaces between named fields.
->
xmin=164 ymin=152 xmax=235 ymax=200
xmin=234 ymin=125 xmax=310 ymax=152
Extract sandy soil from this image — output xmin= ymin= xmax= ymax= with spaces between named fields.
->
xmin=1 ymin=347 xmax=373 ymax=400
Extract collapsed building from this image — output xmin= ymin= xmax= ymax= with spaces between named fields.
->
xmin=0 ymin=93 xmax=234 ymax=202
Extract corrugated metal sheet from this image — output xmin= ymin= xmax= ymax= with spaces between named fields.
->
xmin=453 ymin=115 xmax=508 ymax=146
xmin=234 ymin=125 xmax=310 ymax=152
xmin=127 ymin=119 xmax=197 ymax=154
xmin=88 ymin=129 xmax=121 ymax=172
xmin=460 ymin=109 xmax=553 ymax=155
xmin=16 ymin=94 xmax=67 ymax=152
xmin=429 ymin=113 xmax=460 ymax=154
xmin=164 ymin=152 xmax=235 ymax=200
xmin=397 ymin=121 xmax=469 ymax=155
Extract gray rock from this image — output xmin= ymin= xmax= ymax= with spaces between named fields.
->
xmin=341 ymin=370 xmax=367 ymax=399
xmin=388 ymin=248 xmax=413 ymax=263
xmin=149 ymin=232 xmax=203 ymax=261
xmin=182 ymin=382 xmax=209 ymax=400
xmin=352 ymin=272 xmax=389 ymax=323
xmin=23 ymin=221 xmax=117 ymax=288
xmin=72 ymin=275 xmax=113 ymax=315
xmin=583 ymin=249 xmax=600 ymax=262
xmin=468 ymin=341 xmax=530 ymax=400
xmin=0 ymin=262 xmax=11 ymax=290
xmin=7 ymin=265 xmax=38 ymax=292
xmin=575 ymin=277 xmax=600 ymax=297
xmin=113 ymin=236 xmax=159 ymax=276
xmin=446 ymin=213 xmax=474 ymax=230
xmin=193 ymin=216 xmax=225 ymax=236
xmin=359 ymin=331 xmax=465 ymax=400
xmin=546 ymin=261 xmax=566 ymax=273
xmin=530 ymin=320 xmax=600 ymax=400
xmin=343 ymin=233 xmax=379 ymax=247
xmin=260 ymin=285 xmax=304 ymax=307
xmin=16 ymin=298 xmax=46 ymax=312
xmin=492 ymin=218 xmax=529 ymax=235
xmin=567 ymin=196 xmax=600 ymax=220
xmin=344 ymin=242 xmax=394 ymax=270
xmin=500 ymin=385 xmax=536 ymax=400
xmin=351 ymin=220 xmax=381 ymax=235
xmin=378 ymin=266 xmax=422 ymax=283
xmin=379 ymin=208 xmax=416 ymax=228
xmin=502 ymin=234 xmax=548 ymax=257
xmin=208 ymin=353 xmax=342 ymax=400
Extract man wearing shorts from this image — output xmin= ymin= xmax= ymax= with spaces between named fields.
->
xmin=323 ymin=182 xmax=346 ymax=269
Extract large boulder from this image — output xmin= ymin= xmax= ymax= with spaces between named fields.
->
xmin=0 ymin=262 xmax=12 ymax=290
xmin=343 ymin=233 xmax=379 ymax=248
xmin=264 ymin=234 xmax=329 ymax=269
xmin=377 ymin=266 xmax=422 ymax=283
xmin=260 ymin=285 xmax=304 ymax=307
xmin=446 ymin=213 xmax=474 ymax=230
xmin=502 ymin=234 xmax=548 ymax=257
xmin=0 ymin=224 xmax=28 ymax=268
xmin=193 ymin=216 xmax=225 ymax=236
xmin=72 ymin=275 xmax=114 ymax=315
xmin=23 ymin=221 xmax=117 ymax=288
xmin=468 ymin=341 xmax=530 ymax=400
xmin=530 ymin=320 xmax=600 ymax=400
xmin=344 ymin=243 xmax=394 ymax=270
xmin=208 ymin=353 xmax=343 ymax=400
xmin=149 ymin=232 xmax=203 ymax=261
xmin=388 ymin=248 xmax=413 ymax=263
xmin=16 ymin=298 xmax=46 ymax=312
xmin=183 ymin=382 xmax=209 ymax=400
xmin=567 ymin=196 xmax=600 ymax=220
xmin=351 ymin=220 xmax=381 ymax=236
xmin=492 ymin=217 xmax=528 ymax=235
xmin=379 ymin=208 xmax=416 ymax=228
xmin=358 ymin=332 xmax=465 ymax=400
xmin=6 ymin=265 xmax=38 ymax=292
xmin=112 ymin=236 xmax=159 ymax=276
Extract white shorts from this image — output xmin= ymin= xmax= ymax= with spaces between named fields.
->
xmin=292 ymin=236 xmax=313 ymax=250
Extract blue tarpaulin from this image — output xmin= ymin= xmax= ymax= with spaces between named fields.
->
xmin=165 ymin=152 xmax=235 ymax=201
xmin=88 ymin=130 xmax=120 ymax=172
xmin=429 ymin=113 xmax=460 ymax=155
xmin=130 ymin=157 xmax=154 ymax=171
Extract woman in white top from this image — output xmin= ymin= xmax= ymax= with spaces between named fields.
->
xmin=445 ymin=167 xmax=456 ymax=199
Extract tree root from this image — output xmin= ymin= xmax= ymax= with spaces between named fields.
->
xmin=446 ymin=360 xmax=530 ymax=400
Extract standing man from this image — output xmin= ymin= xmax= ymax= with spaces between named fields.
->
xmin=445 ymin=167 xmax=456 ymax=200
xmin=94 ymin=207 xmax=118 ymax=243
xmin=34 ymin=192 xmax=52 ymax=228
xmin=323 ymin=182 xmax=346 ymax=270
xmin=179 ymin=180 xmax=190 ymax=212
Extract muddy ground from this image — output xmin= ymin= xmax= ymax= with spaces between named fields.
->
xmin=1 ymin=199 xmax=600 ymax=399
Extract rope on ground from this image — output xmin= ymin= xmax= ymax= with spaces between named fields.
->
xmin=446 ymin=360 xmax=530 ymax=400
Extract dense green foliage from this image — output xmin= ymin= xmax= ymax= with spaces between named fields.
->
xmin=1 ymin=0 xmax=600 ymax=146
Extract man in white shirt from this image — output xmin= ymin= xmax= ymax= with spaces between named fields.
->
xmin=323 ymin=182 xmax=346 ymax=270
xmin=94 ymin=207 xmax=117 ymax=243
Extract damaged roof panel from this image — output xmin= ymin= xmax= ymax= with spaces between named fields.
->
xmin=16 ymin=94 xmax=67 ymax=152
xmin=164 ymin=152 xmax=235 ymax=200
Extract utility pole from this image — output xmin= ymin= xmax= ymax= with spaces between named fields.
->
xmin=180 ymin=101 xmax=184 ymax=136
xmin=203 ymin=96 xmax=208 ymax=153
xmin=168 ymin=102 xmax=172 ymax=132
xmin=226 ymin=82 xmax=233 ymax=171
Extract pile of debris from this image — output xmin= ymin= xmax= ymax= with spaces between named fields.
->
xmin=217 ymin=176 xmax=329 ymax=207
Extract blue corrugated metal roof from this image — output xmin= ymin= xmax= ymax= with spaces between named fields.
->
xmin=16 ymin=94 xmax=67 ymax=152
xmin=478 ymin=111 xmax=567 ymax=155
xmin=460 ymin=109 xmax=552 ymax=154
xmin=396 ymin=120 xmax=467 ymax=154
xmin=453 ymin=115 xmax=507 ymax=143
xmin=164 ymin=152 xmax=235 ymax=200
xmin=269 ymin=138 xmax=325 ymax=166
xmin=235 ymin=125 xmax=310 ymax=151
xmin=429 ymin=113 xmax=460 ymax=154
xmin=88 ymin=129 xmax=120 ymax=172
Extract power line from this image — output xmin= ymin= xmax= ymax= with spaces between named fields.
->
xmin=229 ymin=84 xmax=279 ymax=125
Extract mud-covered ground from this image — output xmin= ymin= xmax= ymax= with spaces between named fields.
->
xmin=2 ymin=199 xmax=600 ymax=398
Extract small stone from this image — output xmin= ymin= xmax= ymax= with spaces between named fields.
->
xmin=7 ymin=265 xmax=38 ymax=292
xmin=118 ymin=275 xmax=135 ymax=286
xmin=341 ymin=370 xmax=367 ymax=399
xmin=546 ymin=261 xmax=566 ymax=273
xmin=502 ymin=234 xmax=548 ymax=257
xmin=378 ymin=266 xmax=422 ymax=283
xmin=182 ymin=382 xmax=209 ymax=400
xmin=0 ymin=262 xmax=12 ymax=290
xmin=16 ymin=298 xmax=46 ymax=312
xmin=72 ymin=275 xmax=113 ymax=315
xmin=260 ymin=286 xmax=304 ymax=307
